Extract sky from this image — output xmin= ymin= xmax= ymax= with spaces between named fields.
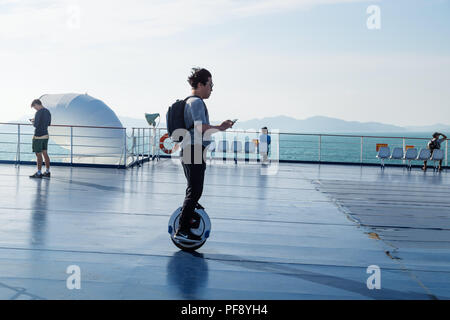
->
xmin=0 ymin=0 xmax=449 ymax=127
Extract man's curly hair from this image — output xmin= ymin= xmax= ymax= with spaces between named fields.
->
xmin=31 ymin=99 xmax=43 ymax=106
xmin=187 ymin=68 xmax=212 ymax=89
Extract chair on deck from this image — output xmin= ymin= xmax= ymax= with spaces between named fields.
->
xmin=207 ymin=141 xmax=216 ymax=164
xmin=390 ymin=147 xmax=404 ymax=161
xmin=417 ymin=148 xmax=431 ymax=164
xmin=376 ymin=146 xmax=390 ymax=169
xmin=430 ymin=149 xmax=444 ymax=171
xmin=217 ymin=140 xmax=228 ymax=153
xmin=245 ymin=141 xmax=256 ymax=154
xmin=244 ymin=141 xmax=256 ymax=162
xmin=232 ymin=141 xmax=242 ymax=164
xmin=217 ymin=140 xmax=228 ymax=162
xmin=403 ymin=148 xmax=418 ymax=171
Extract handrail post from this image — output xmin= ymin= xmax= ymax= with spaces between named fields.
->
xmin=70 ymin=126 xmax=73 ymax=166
xmin=151 ymin=127 xmax=156 ymax=161
xmin=123 ymin=128 xmax=127 ymax=167
xmin=148 ymin=128 xmax=153 ymax=162
xmin=151 ymin=127 xmax=155 ymax=161
xmin=142 ymin=128 xmax=144 ymax=162
xmin=132 ymin=128 xmax=136 ymax=166
xmin=17 ymin=124 xmax=21 ymax=165
xmin=157 ymin=128 xmax=160 ymax=161
xmin=141 ymin=129 xmax=145 ymax=164
xmin=360 ymin=136 xmax=363 ymax=164
xmin=402 ymin=137 xmax=406 ymax=165
xmin=145 ymin=128 xmax=148 ymax=161
xmin=136 ymin=128 xmax=139 ymax=165
xmin=446 ymin=140 xmax=448 ymax=168
xmin=138 ymin=128 xmax=141 ymax=166
xmin=318 ymin=135 xmax=322 ymax=163
xmin=143 ymin=128 xmax=146 ymax=162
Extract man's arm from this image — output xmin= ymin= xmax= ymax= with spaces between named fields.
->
xmin=33 ymin=111 xmax=41 ymax=128
xmin=196 ymin=121 xmax=233 ymax=134
xmin=188 ymin=99 xmax=233 ymax=134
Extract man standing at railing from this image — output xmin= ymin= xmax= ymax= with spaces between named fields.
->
xmin=29 ymin=99 xmax=52 ymax=178
xmin=259 ymin=126 xmax=271 ymax=164
xmin=173 ymin=68 xmax=234 ymax=242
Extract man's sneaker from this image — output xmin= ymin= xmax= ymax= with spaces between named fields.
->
xmin=174 ymin=229 xmax=202 ymax=243
xmin=42 ymin=171 xmax=51 ymax=178
xmin=29 ymin=172 xmax=43 ymax=179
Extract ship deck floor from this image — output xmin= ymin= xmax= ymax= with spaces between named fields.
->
xmin=0 ymin=160 xmax=449 ymax=300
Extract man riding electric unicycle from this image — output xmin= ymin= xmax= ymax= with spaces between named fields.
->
xmin=166 ymin=68 xmax=234 ymax=251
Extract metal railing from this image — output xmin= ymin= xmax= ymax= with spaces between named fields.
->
xmin=0 ymin=122 xmax=127 ymax=168
xmin=1 ymin=122 xmax=447 ymax=169
xmin=129 ymin=128 xmax=448 ymax=168
xmin=127 ymin=127 xmax=156 ymax=167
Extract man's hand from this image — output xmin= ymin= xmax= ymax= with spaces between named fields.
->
xmin=219 ymin=120 xmax=234 ymax=131
xmin=198 ymin=120 xmax=234 ymax=134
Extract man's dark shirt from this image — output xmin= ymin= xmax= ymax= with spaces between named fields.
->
xmin=34 ymin=108 xmax=52 ymax=137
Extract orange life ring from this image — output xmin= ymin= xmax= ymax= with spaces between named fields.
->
xmin=159 ymin=133 xmax=179 ymax=154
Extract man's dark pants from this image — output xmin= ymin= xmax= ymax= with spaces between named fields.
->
xmin=179 ymin=144 xmax=206 ymax=231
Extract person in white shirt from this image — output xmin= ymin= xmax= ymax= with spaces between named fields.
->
xmin=259 ymin=127 xmax=271 ymax=164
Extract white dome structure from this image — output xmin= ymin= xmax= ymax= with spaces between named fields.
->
xmin=39 ymin=93 xmax=126 ymax=166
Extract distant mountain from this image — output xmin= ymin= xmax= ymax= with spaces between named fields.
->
xmin=405 ymin=124 xmax=450 ymax=133
xmin=118 ymin=114 xmax=450 ymax=133
xmin=7 ymin=114 xmax=449 ymax=134
xmin=232 ymin=116 xmax=407 ymax=133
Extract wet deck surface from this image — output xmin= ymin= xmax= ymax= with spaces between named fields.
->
xmin=0 ymin=160 xmax=449 ymax=300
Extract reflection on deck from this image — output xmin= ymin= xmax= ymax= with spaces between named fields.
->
xmin=0 ymin=161 xmax=448 ymax=299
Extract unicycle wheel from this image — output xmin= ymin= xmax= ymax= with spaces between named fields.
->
xmin=170 ymin=237 xmax=207 ymax=252
xmin=168 ymin=207 xmax=211 ymax=252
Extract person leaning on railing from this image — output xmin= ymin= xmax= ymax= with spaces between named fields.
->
xmin=29 ymin=99 xmax=52 ymax=178
xmin=422 ymin=132 xmax=447 ymax=171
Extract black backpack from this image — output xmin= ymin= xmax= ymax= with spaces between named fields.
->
xmin=428 ymin=139 xmax=439 ymax=150
xmin=166 ymin=95 xmax=205 ymax=143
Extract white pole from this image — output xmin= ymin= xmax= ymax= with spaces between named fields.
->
xmin=360 ymin=136 xmax=363 ymax=164
xmin=70 ymin=126 xmax=73 ymax=166
xmin=318 ymin=135 xmax=322 ymax=162
xmin=17 ymin=124 xmax=21 ymax=165
xmin=123 ymin=128 xmax=127 ymax=167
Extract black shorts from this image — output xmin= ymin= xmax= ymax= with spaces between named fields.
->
xmin=32 ymin=139 xmax=49 ymax=153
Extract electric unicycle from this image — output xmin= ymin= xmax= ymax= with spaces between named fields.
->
xmin=168 ymin=206 xmax=211 ymax=251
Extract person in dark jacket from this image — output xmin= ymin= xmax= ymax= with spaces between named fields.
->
xmin=29 ymin=99 xmax=52 ymax=178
